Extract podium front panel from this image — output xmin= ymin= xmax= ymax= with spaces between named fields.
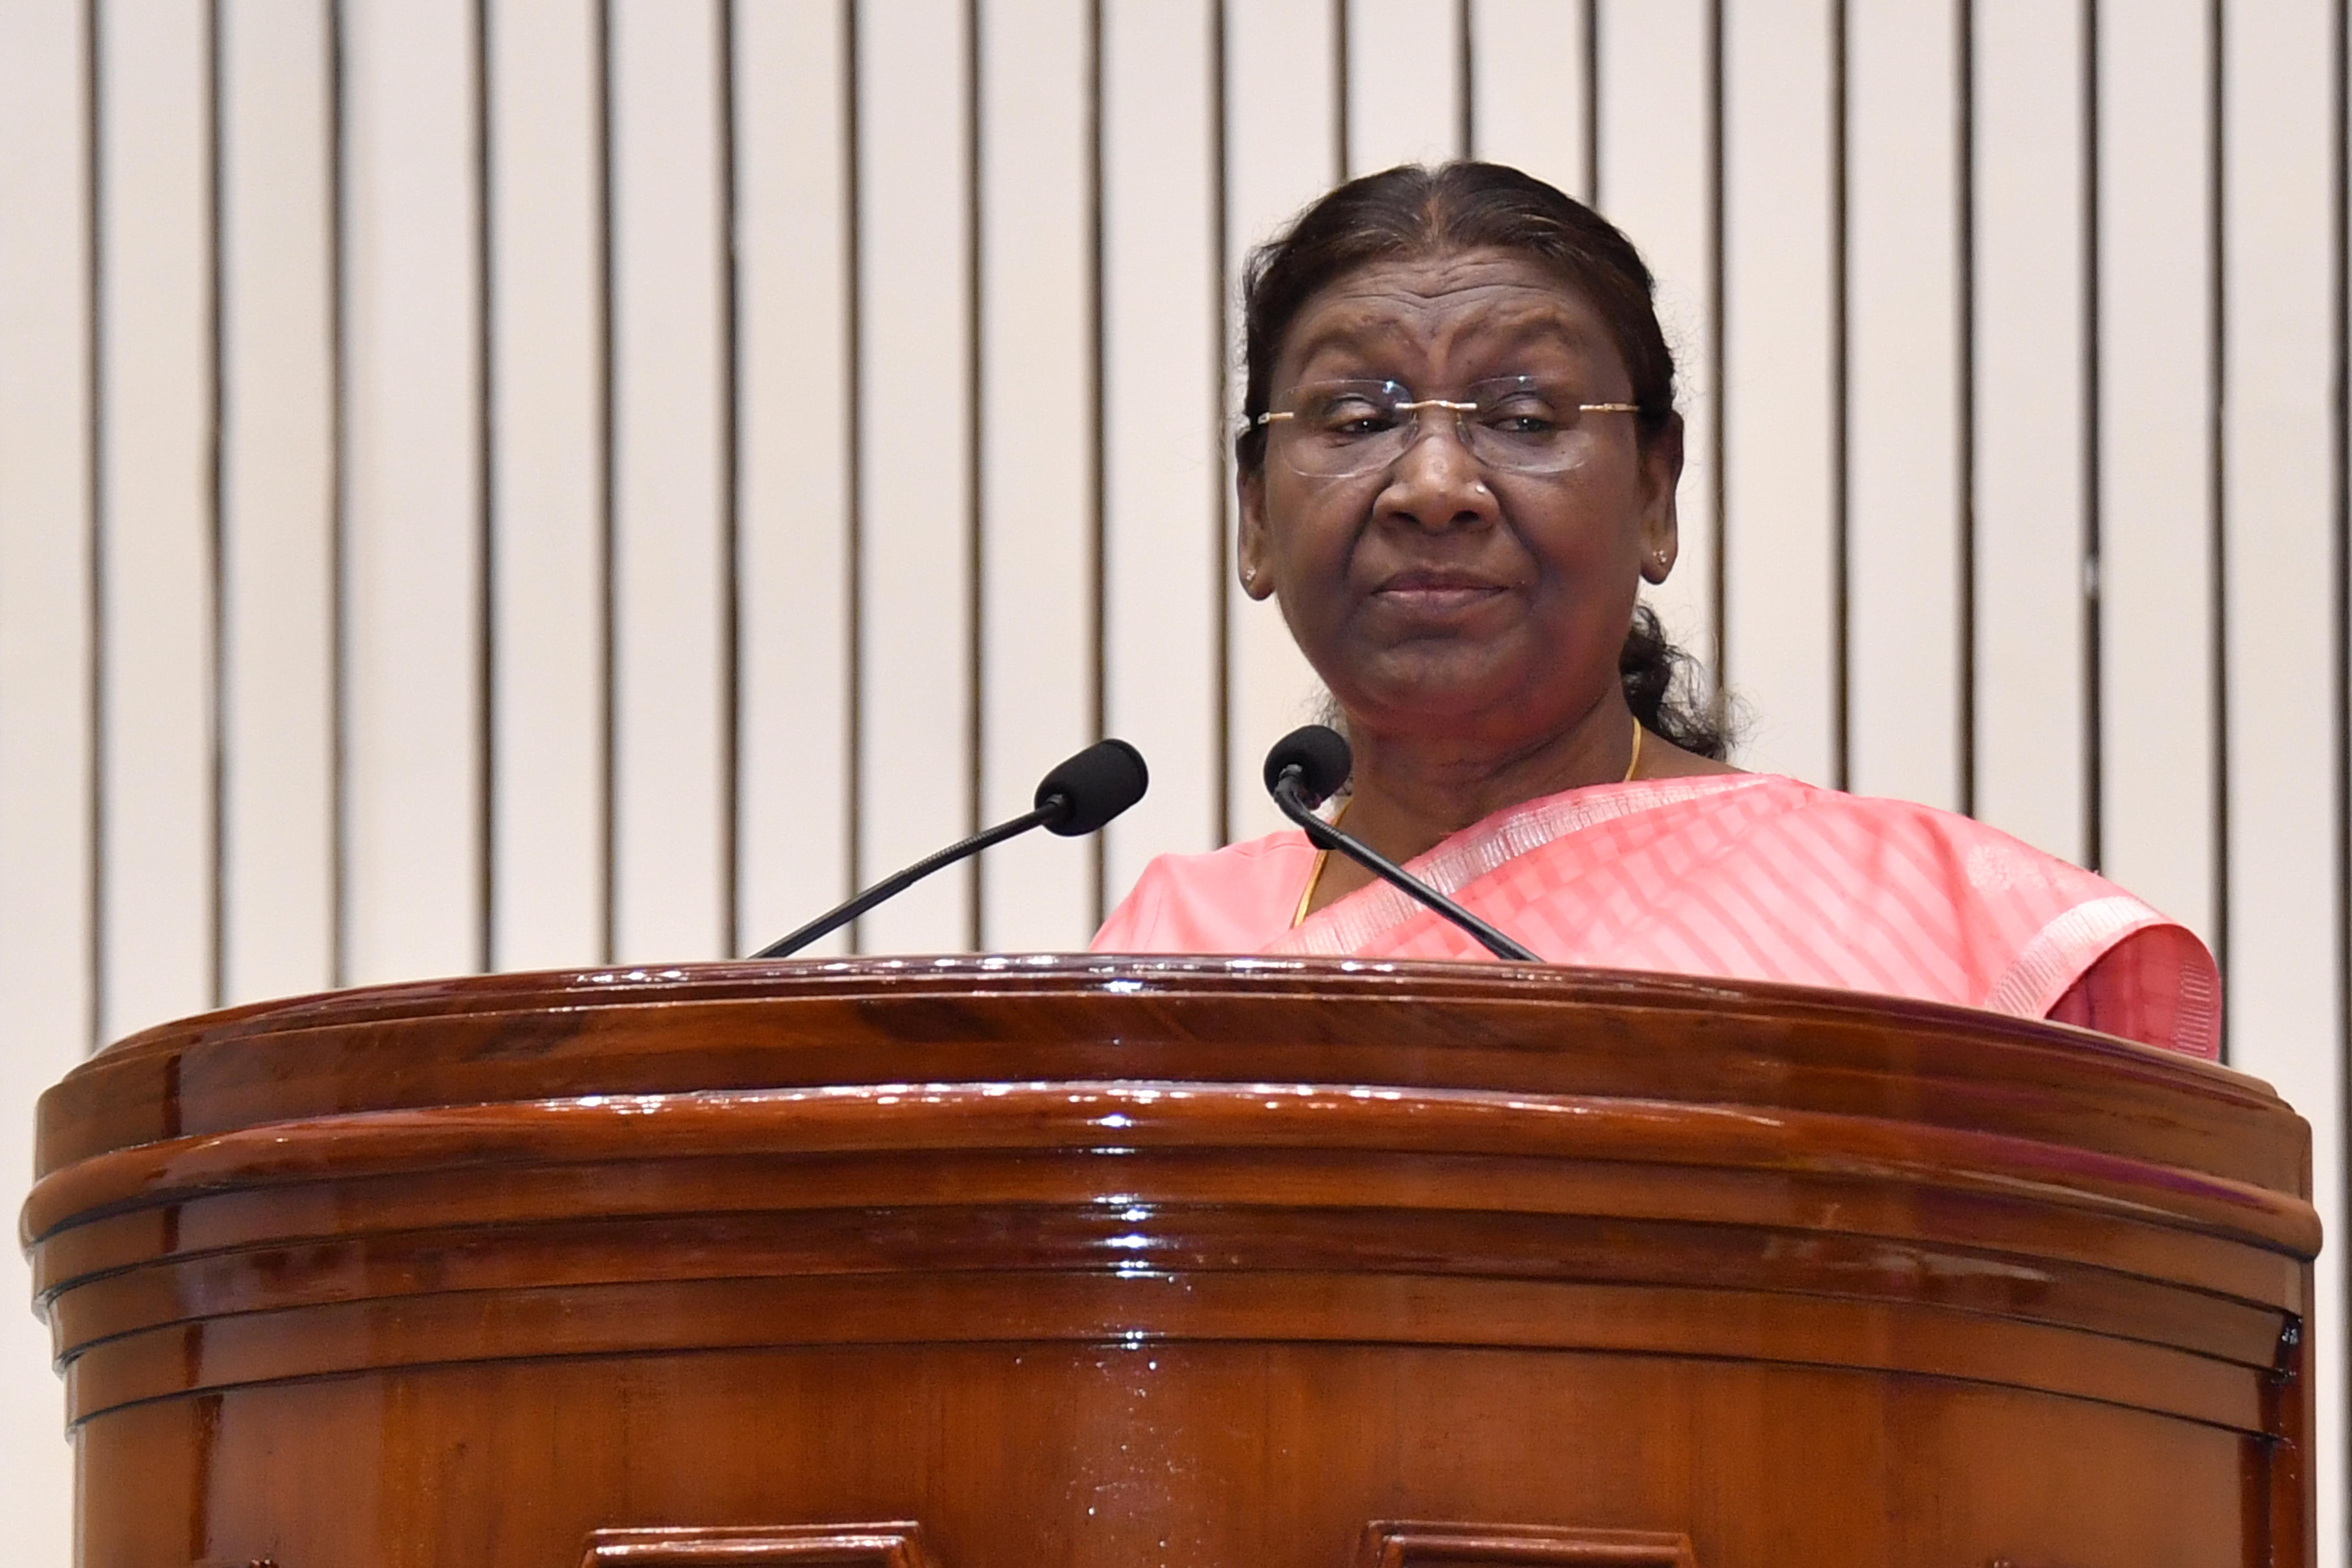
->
xmin=24 ymin=957 xmax=2319 ymax=1567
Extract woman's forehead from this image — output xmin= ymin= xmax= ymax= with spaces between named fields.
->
xmin=1279 ymin=252 xmax=1617 ymax=380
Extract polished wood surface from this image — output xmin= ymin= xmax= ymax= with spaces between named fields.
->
xmin=24 ymin=957 xmax=2319 ymax=1566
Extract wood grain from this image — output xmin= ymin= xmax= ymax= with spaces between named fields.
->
xmin=25 ymin=957 xmax=2319 ymax=1567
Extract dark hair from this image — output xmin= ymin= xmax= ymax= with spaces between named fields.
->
xmin=1236 ymin=161 xmax=1729 ymax=760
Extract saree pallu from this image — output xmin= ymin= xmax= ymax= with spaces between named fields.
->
xmin=1091 ymin=773 xmax=2219 ymax=1060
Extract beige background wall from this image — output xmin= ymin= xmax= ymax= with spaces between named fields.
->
xmin=1 ymin=0 xmax=2344 ymax=1559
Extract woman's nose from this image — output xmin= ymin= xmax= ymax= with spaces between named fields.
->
xmin=1382 ymin=413 xmax=1495 ymax=528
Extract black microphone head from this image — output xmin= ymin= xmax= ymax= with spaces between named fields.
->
xmin=1034 ymin=738 xmax=1150 ymax=836
xmin=1263 ymin=724 xmax=1353 ymax=809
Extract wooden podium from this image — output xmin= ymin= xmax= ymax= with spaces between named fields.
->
xmin=23 ymin=956 xmax=2319 ymax=1566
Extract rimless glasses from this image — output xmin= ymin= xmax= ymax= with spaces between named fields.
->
xmin=1254 ymin=375 xmax=1642 ymax=480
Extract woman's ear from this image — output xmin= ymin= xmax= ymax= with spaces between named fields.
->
xmin=1637 ymin=413 xmax=1685 ymax=584
xmin=1237 ymin=466 xmax=1276 ymax=599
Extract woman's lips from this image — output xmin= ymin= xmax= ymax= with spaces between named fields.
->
xmin=1372 ymin=571 xmax=1510 ymax=614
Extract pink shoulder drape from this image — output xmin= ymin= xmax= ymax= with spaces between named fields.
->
xmin=1091 ymin=773 xmax=2219 ymax=1059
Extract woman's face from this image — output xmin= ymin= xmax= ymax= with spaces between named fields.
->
xmin=1239 ymin=248 xmax=1682 ymax=750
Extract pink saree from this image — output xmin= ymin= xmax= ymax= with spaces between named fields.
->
xmin=1092 ymin=773 xmax=2220 ymax=1059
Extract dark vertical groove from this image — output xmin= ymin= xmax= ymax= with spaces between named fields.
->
xmin=1830 ymin=0 xmax=1851 ymax=792
xmin=1584 ymin=0 xmax=1600 ymax=204
xmin=1455 ymin=0 xmax=1473 ymax=158
xmin=1705 ymin=0 xmax=1724 ymax=691
xmin=1333 ymin=0 xmax=1349 ymax=180
xmin=1956 ymin=0 xmax=1978 ymax=819
xmin=716 ymin=0 xmax=741 ymax=959
xmin=326 ymin=0 xmax=348 ymax=990
xmin=184 ymin=1395 xmax=219 ymax=1565
xmin=473 ymin=0 xmax=494 ymax=975
xmin=2331 ymin=0 xmax=2350 ymax=1520
xmin=207 ymin=0 xmax=226 ymax=1008
xmin=2205 ymin=0 xmax=2229 ymax=1054
xmin=2082 ymin=0 xmax=2104 ymax=872
xmin=964 ymin=0 xmax=984 ymax=949
xmin=596 ymin=0 xmax=616 ymax=963
xmin=1210 ymin=0 xmax=1230 ymax=845
xmin=1087 ymin=0 xmax=1107 ymax=926
xmin=84 ymin=0 xmax=105 ymax=1048
xmin=842 ymin=0 xmax=864 ymax=944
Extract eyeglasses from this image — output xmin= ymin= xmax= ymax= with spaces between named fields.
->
xmin=1254 ymin=376 xmax=1642 ymax=479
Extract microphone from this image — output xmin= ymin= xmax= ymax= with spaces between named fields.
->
xmin=751 ymin=738 xmax=1149 ymax=959
xmin=1263 ymin=725 xmax=1539 ymax=962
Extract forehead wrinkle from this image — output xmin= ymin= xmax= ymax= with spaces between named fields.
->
xmin=1286 ymin=296 xmax=1615 ymax=387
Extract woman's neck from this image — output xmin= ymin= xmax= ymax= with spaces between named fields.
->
xmin=1299 ymin=692 xmax=1737 ymax=919
xmin=1349 ymin=697 xmax=1634 ymax=844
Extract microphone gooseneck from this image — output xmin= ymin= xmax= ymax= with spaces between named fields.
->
xmin=1263 ymin=724 xmax=1540 ymax=964
xmin=751 ymin=737 xmax=1150 ymax=960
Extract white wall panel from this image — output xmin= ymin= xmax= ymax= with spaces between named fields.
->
xmin=487 ymin=0 xmax=606 ymax=970
xmin=0 ymin=3 xmax=91 ymax=1558
xmin=1469 ymin=0 xmax=1589 ymax=200
xmin=978 ymin=0 xmax=1096 ymax=950
xmin=857 ymin=0 xmax=974 ymax=951
xmin=1596 ymin=0 xmax=1718 ymax=677
xmin=1346 ymin=0 xmax=1464 ymax=176
xmin=220 ymin=0 xmax=336 ymax=1005
xmin=95 ymin=0 xmax=216 ymax=1040
xmin=2096 ymin=0 xmax=2217 ymax=947
xmin=1102 ymin=0 xmax=1221 ymax=911
xmin=1720 ymin=0 xmax=1834 ymax=785
xmin=1846 ymin=0 xmax=1961 ymax=809
xmin=3 ymin=6 xmax=2345 ymax=1552
xmin=341 ymin=0 xmax=484 ymax=983
xmin=1225 ymin=0 xmax=1340 ymax=843
xmin=609 ymin=0 xmax=730 ymax=963
xmin=737 ymin=0 xmax=852 ymax=957
xmin=1971 ymin=0 xmax=2087 ymax=866
xmin=2223 ymin=2 xmax=2342 ymax=1557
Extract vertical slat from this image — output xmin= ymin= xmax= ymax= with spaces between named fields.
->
xmin=219 ymin=0 xmax=336 ymax=1004
xmin=608 ymin=0 xmax=729 ymax=963
xmin=1719 ymin=0 xmax=1835 ymax=784
xmin=0 ymin=0 xmax=92 ymax=1556
xmin=1224 ymin=0 xmax=1339 ymax=843
xmin=2096 ymin=0 xmax=2217 ymax=945
xmin=1467 ymin=0 xmax=1590 ymax=199
xmin=486 ymin=0 xmax=605 ymax=970
xmin=736 ymin=0 xmax=852 ymax=956
xmin=1101 ymin=0 xmax=1222 ymax=909
xmin=2223 ymin=1 xmax=2343 ymax=1556
xmin=1345 ymin=0 xmax=1463 ymax=175
xmin=1596 ymin=0 xmax=1720 ymax=678
xmin=341 ymin=0 xmax=484 ymax=984
xmin=1846 ymin=0 xmax=1962 ymax=809
xmin=1971 ymin=0 xmax=2087 ymax=865
xmin=857 ymin=0 xmax=974 ymax=950
xmin=95 ymin=0 xmax=217 ymax=1040
xmin=977 ymin=0 xmax=1095 ymax=950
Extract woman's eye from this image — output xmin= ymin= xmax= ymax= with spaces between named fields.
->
xmin=1484 ymin=407 xmax=1558 ymax=434
xmin=1316 ymin=402 xmax=1395 ymax=434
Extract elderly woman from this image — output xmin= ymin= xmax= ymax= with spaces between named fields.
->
xmin=1093 ymin=161 xmax=2216 ymax=1061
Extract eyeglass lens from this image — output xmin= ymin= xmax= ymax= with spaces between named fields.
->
xmin=1273 ymin=377 xmax=1604 ymax=479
